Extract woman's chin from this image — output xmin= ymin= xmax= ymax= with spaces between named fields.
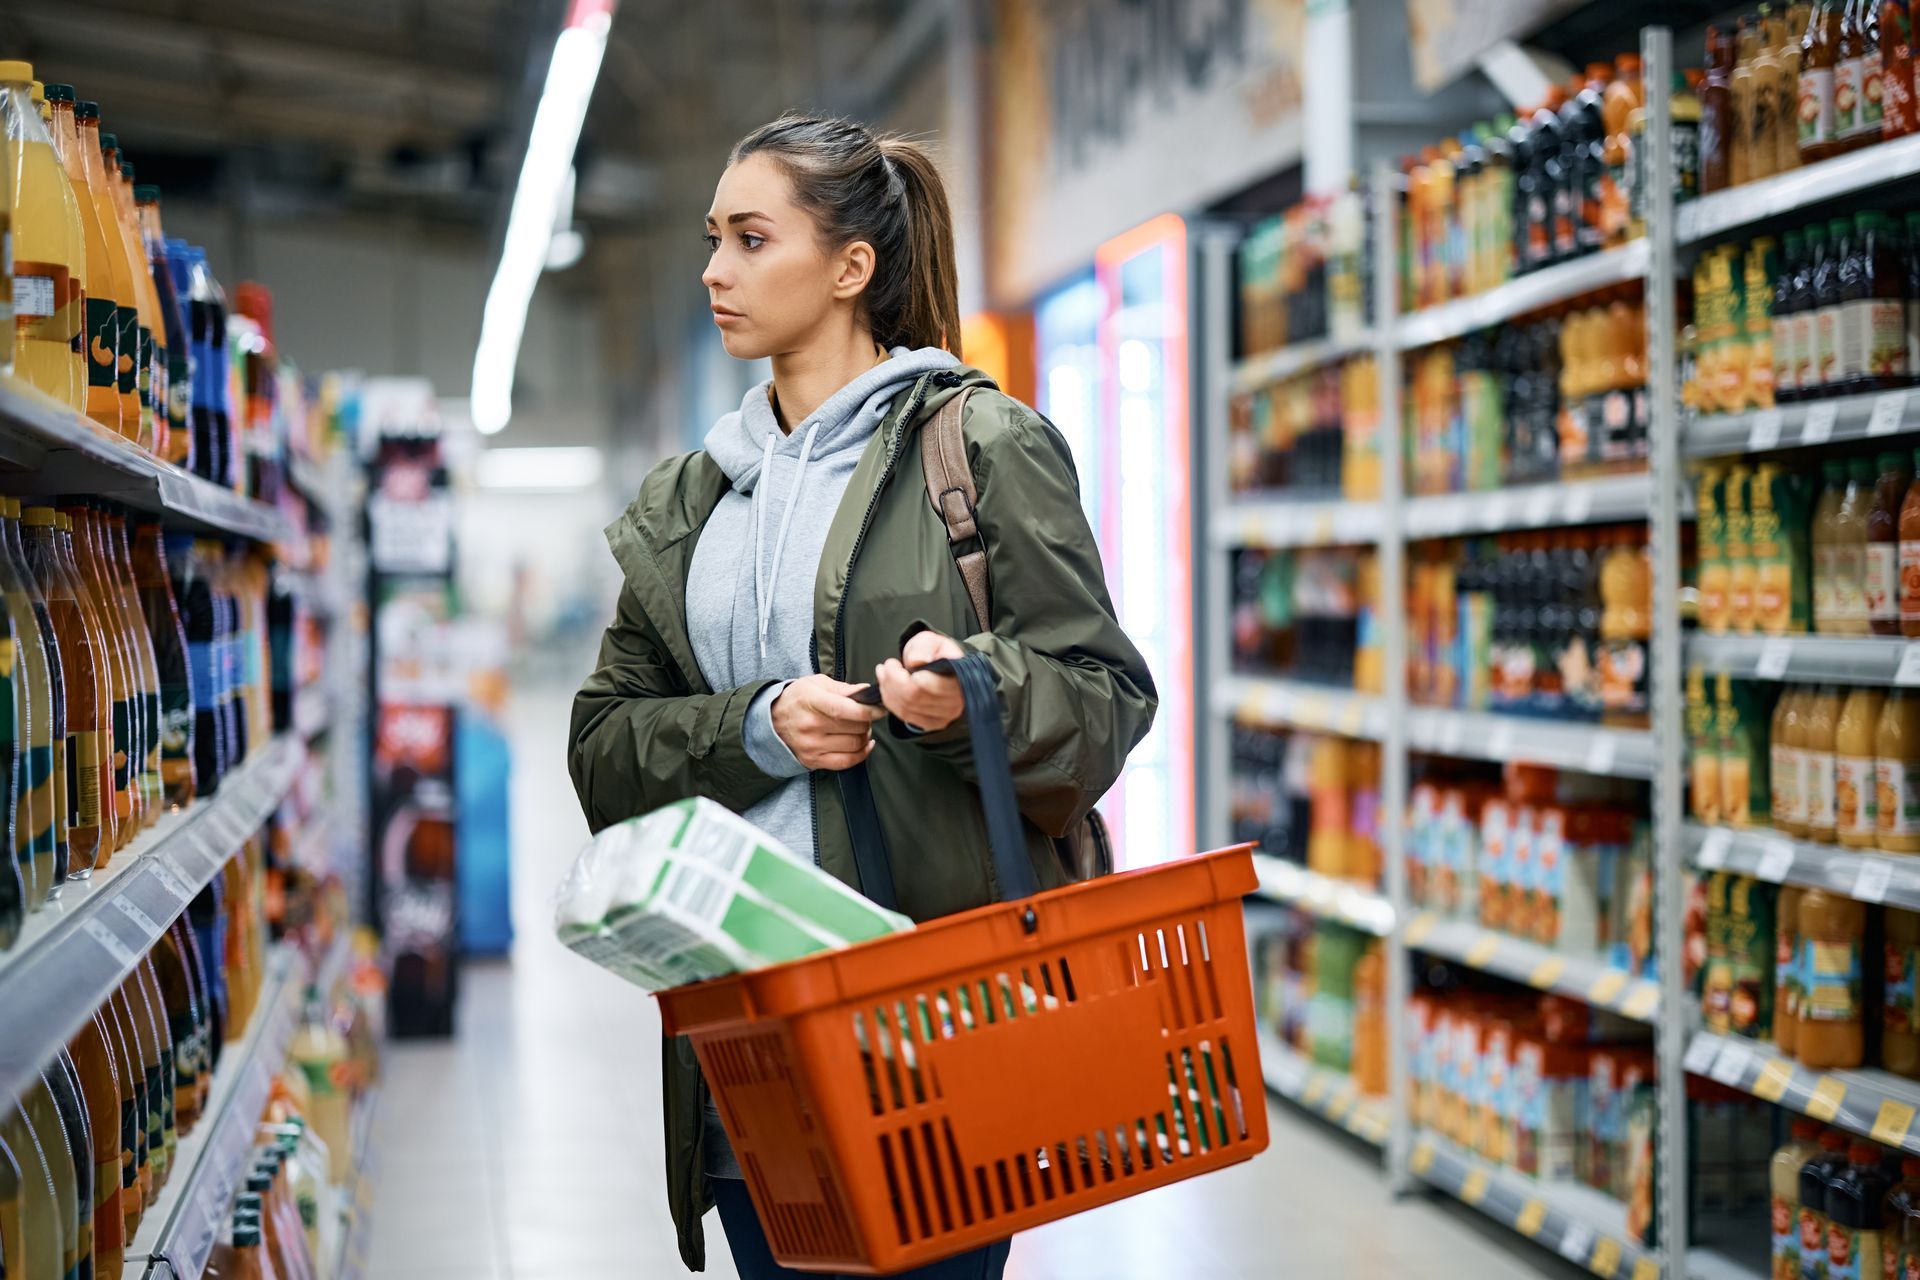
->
xmin=718 ymin=328 xmax=770 ymax=361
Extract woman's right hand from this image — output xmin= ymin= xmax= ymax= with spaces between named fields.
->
xmin=771 ymin=675 xmax=886 ymax=771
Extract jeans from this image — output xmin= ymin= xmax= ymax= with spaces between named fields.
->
xmin=709 ymin=1177 xmax=1012 ymax=1279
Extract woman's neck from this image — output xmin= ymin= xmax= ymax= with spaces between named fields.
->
xmin=769 ymin=327 xmax=884 ymax=433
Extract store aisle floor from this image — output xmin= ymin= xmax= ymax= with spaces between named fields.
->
xmin=363 ymin=683 xmax=1585 ymax=1280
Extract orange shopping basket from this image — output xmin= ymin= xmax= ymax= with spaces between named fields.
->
xmin=656 ymin=652 xmax=1270 ymax=1274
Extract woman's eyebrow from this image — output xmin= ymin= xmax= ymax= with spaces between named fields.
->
xmin=726 ymin=211 xmax=771 ymax=225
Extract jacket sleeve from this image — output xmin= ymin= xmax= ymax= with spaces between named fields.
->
xmin=908 ymin=403 xmax=1158 ymax=837
xmin=568 ymin=580 xmax=787 ymax=834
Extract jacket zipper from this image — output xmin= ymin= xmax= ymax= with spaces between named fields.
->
xmin=807 ymin=369 xmax=956 ymax=868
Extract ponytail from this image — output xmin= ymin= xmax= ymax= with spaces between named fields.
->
xmin=731 ymin=115 xmax=964 ymax=359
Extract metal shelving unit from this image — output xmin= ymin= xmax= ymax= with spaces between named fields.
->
xmin=1229 ymin=332 xmax=1376 ymax=395
xmin=1255 ymin=1028 xmax=1390 ymax=1146
xmin=1405 ymin=708 xmax=1656 ymax=778
xmin=1686 ymin=633 xmax=1920 ymax=685
xmin=1688 ymin=822 xmax=1920 ymax=910
xmin=1391 ymin=241 xmax=1651 ymax=350
xmin=1683 ymin=388 xmax=1920 ymax=458
xmin=1250 ymin=854 xmax=1393 ymax=935
xmin=1210 ymin=496 xmax=1383 ymax=550
xmin=1684 ymin=1030 xmax=1920 ymax=1160
xmin=1216 ymin=673 xmax=1389 ymax=739
xmin=1404 ymin=473 xmax=1656 ymax=540
xmin=1405 ymin=913 xmax=1661 ymax=1024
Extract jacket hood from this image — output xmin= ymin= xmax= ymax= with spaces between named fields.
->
xmin=702 ymin=345 xmax=959 ymax=494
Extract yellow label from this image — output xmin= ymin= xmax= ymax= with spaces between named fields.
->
xmin=1589 ymin=970 xmax=1628 ymax=1004
xmin=1591 ymin=1236 xmax=1622 ymax=1275
xmin=1873 ymin=1098 xmax=1917 ymax=1147
xmin=1300 ymin=695 xmax=1331 ymax=725
xmin=73 ymin=730 xmax=101 ymax=827
xmin=1517 ymin=1199 xmax=1547 ymax=1237
xmin=1328 ymin=1089 xmax=1356 ymax=1119
xmin=1632 ymin=1259 xmax=1660 ymax=1280
xmin=1808 ymin=1077 xmax=1847 ymax=1121
xmin=1530 ymin=956 xmax=1567 ymax=988
xmin=1410 ymin=1140 xmax=1435 ymax=1176
xmin=1620 ymin=983 xmax=1660 ymax=1020
xmin=1460 ymin=1168 xmax=1490 ymax=1205
xmin=1406 ymin=913 xmax=1437 ymax=945
xmin=1753 ymin=1058 xmax=1795 ymax=1102
xmin=1302 ymin=1075 xmax=1329 ymax=1105
xmin=1466 ymin=935 xmax=1500 ymax=967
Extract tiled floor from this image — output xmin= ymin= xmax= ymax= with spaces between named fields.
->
xmin=363 ymin=684 xmax=1586 ymax=1279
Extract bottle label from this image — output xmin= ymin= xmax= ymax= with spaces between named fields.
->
xmin=87 ymin=297 xmax=119 ymax=390
xmin=1836 ymin=544 xmax=1869 ymax=620
xmin=1839 ymin=754 xmax=1879 ymax=835
xmin=1829 ymin=1220 xmax=1881 ymax=1280
xmin=1803 ymin=66 xmax=1838 ymax=146
xmin=1869 ymin=542 xmax=1901 ymax=621
xmin=1806 ymin=1208 xmax=1830 ymax=1279
xmin=1828 ymin=303 xmax=1857 ymax=384
xmin=1836 ymin=56 xmax=1864 ymax=138
xmin=1810 ymin=751 xmax=1839 ymax=828
xmin=1879 ymin=759 xmax=1920 ymax=835
xmin=1775 ymin=744 xmax=1805 ymax=825
xmin=1674 ymin=119 xmax=1701 ymax=201
xmin=1887 ymin=942 xmax=1918 ymax=1032
xmin=1902 ymin=540 xmax=1920 ymax=622
xmin=115 ymin=305 xmax=138 ymax=397
xmin=1871 ymin=299 xmax=1909 ymax=378
xmin=72 ymin=730 xmax=100 ymax=829
xmin=161 ymin=684 xmax=192 ymax=760
xmin=189 ymin=642 xmax=218 ymax=712
xmin=1804 ymin=937 xmax=1862 ymax=1020
xmin=1774 ymin=312 xmax=1799 ymax=394
xmin=1855 ymin=49 xmax=1886 ymax=136
xmin=1775 ymin=1193 xmax=1799 ymax=1280
xmin=11 ymin=261 xmax=61 ymax=321
xmin=1793 ymin=310 xmax=1820 ymax=391
xmin=1816 ymin=544 xmax=1840 ymax=620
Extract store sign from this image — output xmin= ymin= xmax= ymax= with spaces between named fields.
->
xmin=987 ymin=0 xmax=1305 ymax=303
xmin=1404 ymin=0 xmax=1586 ymax=92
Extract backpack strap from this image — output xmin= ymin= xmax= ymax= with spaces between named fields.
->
xmin=919 ymin=387 xmax=991 ymax=633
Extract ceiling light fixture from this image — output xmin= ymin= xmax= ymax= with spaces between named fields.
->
xmin=474 ymin=446 xmax=606 ymax=491
xmin=470 ymin=0 xmax=617 ymax=436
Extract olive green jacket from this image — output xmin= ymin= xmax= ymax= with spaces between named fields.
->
xmin=567 ymin=365 xmax=1156 ymax=1271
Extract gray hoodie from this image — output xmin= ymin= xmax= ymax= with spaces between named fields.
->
xmin=685 ymin=345 xmax=960 ymax=864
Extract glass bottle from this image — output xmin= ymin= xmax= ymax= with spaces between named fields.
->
xmin=136 ymin=957 xmax=177 ymax=1178
xmin=21 ymin=1072 xmax=80 ymax=1280
xmin=1703 ymin=23 xmax=1738 ymax=192
xmin=71 ymin=102 xmax=138 ymax=437
xmin=74 ymin=507 xmax=150 ymax=834
xmin=1 ymin=501 xmax=61 ymax=900
xmin=1869 ymin=451 xmax=1912 ymax=634
xmin=44 ymin=1056 xmax=93 ymax=1280
xmin=63 ymin=505 xmax=136 ymax=848
xmin=105 ymin=511 xmax=163 ymax=813
xmin=3 ymin=1093 xmax=65 ymax=1280
xmin=21 ymin=506 xmax=101 ymax=879
xmin=98 ymin=992 xmax=144 ymax=1236
xmin=151 ymin=924 xmax=204 ymax=1135
xmin=97 ymin=133 xmax=154 ymax=453
xmin=54 ymin=511 xmax=119 ymax=861
xmin=135 ymin=186 xmax=192 ymax=469
xmin=67 ymin=1014 xmax=123 ymax=1277
xmin=1803 ymin=0 xmax=1846 ymax=163
xmin=0 ymin=585 xmax=18 ymax=950
xmin=133 ymin=522 xmax=195 ymax=808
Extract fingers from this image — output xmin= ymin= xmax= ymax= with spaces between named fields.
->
xmin=901 ymin=629 xmax=965 ymax=665
xmin=807 ymin=740 xmax=876 ymax=772
xmin=796 ymin=678 xmax=885 ymax=727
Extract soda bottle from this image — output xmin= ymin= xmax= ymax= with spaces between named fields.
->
xmin=71 ymin=103 xmax=140 ymax=438
xmin=43 ymin=1055 xmax=93 ymax=1280
xmin=133 ymin=522 xmax=195 ymax=809
xmin=109 ymin=153 xmax=165 ymax=458
xmin=170 ymin=536 xmax=225 ymax=798
xmin=104 ymin=511 xmax=164 ymax=812
xmin=1 ymin=500 xmax=64 ymax=898
xmin=135 ymin=187 xmax=192 ymax=468
xmin=68 ymin=507 xmax=142 ymax=841
xmin=20 ymin=1072 xmax=80 ymax=1280
xmin=169 ymin=243 xmax=231 ymax=487
xmin=1 ymin=64 xmax=84 ymax=408
xmin=66 ymin=1015 xmax=124 ymax=1277
xmin=98 ymin=132 xmax=153 ymax=451
xmin=0 ymin=590 xmax=16 ymax=949
xmin=22 ymin=505 xmax=102 ymax=879
xmin=136 ymin=958 xmax=177 ymax=1172
xmin=1703 ymin=24 xmax=1738 ymax=193
xmin=54 ymin=510 xmax=120 ymax=857
xmin=215 ymin=546 xmax=248 ymax=766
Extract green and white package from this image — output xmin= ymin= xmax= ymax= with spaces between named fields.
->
xmin=554 ymin=797 xmax=913 ymax=992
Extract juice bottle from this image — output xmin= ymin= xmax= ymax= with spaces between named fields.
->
xmin=1704 ymin=24 xmax=1738 ymax=193
xmin=106 ymin=512 xmax=164 ymax=812
xmin=1780 ymin=883 xmax=1807 ymax=1054
xmin=171 ymin=535 xmax=224 ymax=798
xmin=1694 ymin=665 xmax=1725 ymax=822
xmin=1781 ymin=5 xmax=1816 ymax=172
xmin=1837 ymin=685 xmax=1885 ymax=845
xmin=1888 ymin=908 xmax=1920 ymax=1077
xmin=1701 ymin=466 xmax=1731 ymax=631
xmin=6 ymin=505 xmax=67 ymax=890
xmin=1598 ymin=526 xmax=1652 ymax=727
xmin=1879 ymin=689 xmax=1920 ymax=850
xmin=169 ymin=243 xmax=232 ymax=487
xmin=1806 ymin=0 xmax=1847 ymax=162
xmin=1900 ymin=448 xmax=1920 ymax=635
xmin=0 ymin=498 xmax=54 ymax=906
xmin=45 ymin=1054 xmax=93 ymax=1280
xmin=134 ymin=523 xmax=195 ymax=809
xmin=1730 ymin=464 xmax=1760 ymax=633
xmin=98 ymin=135 xmax=154 ymax=453
xmin=135 ymin=186 xmax=192 ymax=467
xmin=1602 ymin=54 xmax=1643 ymax=245
xmin=1856 ymin=212 xmax=1910 ymax=389
xmin=71 ymin=103 xmax=139 ymax=439
xmin=1756 ymin=462 xmax=1814 ymax=634
xmin=1567 ymin=64 xmax=1611 ymax=254
xmin=4 ymin=1092 xmax=65 ymax=1280
xmin=64 ymin=505 xmax=135 ymax=848
xmin=26 ymin=78 xmax=88 ymax=408
xmin=116 ymin=975 xmax=164 ymax=1197
xmin=56 ymin=511 xmax=119 ymax=862
xmin=1800 ymin=884 xmax=1868 ymax=1067
xmin=1794 ymin=224 xmax=1828 ymax=396
xmin=22 ymin=1073 xmax=80 ymax=1280
xmin=76 ymin=508 xmax=151 ymax=833
xmin=151 ymin=927 xmax=203 ymax=1134
xmin=1887 ymin=0 xmax=1919 ymax=139
xmin=1828 ymin=1138 xmax=1893 ymax=1278
xmin=99 ymin=993 xmax=143 ymax=1235
xmin=1888 ymin=1156 xmax=1920 ymax=1280
xmin=1734 ymin=17 xmax=1762 ymax=188
xmin=1 ymin=64 xmax=84 ymax=410
xmin=1755 ymin=15 xmax=1789 ymax=184
xmin=137 ymin=962 xmax=177 ymax=1183
xmin=20 ymin=506 xmax=101 ymax=879
xmin=1837 ymin=0 xmax=1871 ymax=147
xmin=1748 ymin=239 xmax=1782 ymax=408
xmin=1807 ymin=684 xmax=1843 ymax=842
xmin=1841 ymin=456 xmax=1877 ymax=633
xmin=1869 ymin=452 xmax=1911 ymax=634
xmin=1851 ymin=0 xmax=1888 ymax=148
xmin=1777 ymin=231 xmax=1805 ymax=402
xmin=1774 ymin=686 xmax=1802 ymax=832
xmin=173 ymin=918 xmax=212 ymax=1110
xmin=68 ymin=1015 xmax=123 ymax=1277
xmin=1819 ymin=217 xmax=1853 ymax=392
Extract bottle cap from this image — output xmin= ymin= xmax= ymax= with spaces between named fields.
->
xmin=1830 ymin=215 xmax=1854 ymax=239
xmin=30 ymin=81 xmax=43 ymax=105
xmin=233 ymin=1222 xmax=263 ymax=1247
xmin=0 ymin=62 xmax=32 ymax=84
xmin=19 ymin=505 xmax=53 ymax=529
xmin=44 ymin=83 xmax=72 ymax=103
xmin=121 ymin=161 xmax=134 ymax=181
xmin=234 ymin=1192 xmax=262 ymax=1213
xmin=135 ymin=184 xmax=160 ymax=203
xmin=100 ymin=132 xmax=118 ymax=154
xmin=1880 ymin=452 xmax=1907 ymax=474
xmin=54 ymin=512 xmax=71 ymax=533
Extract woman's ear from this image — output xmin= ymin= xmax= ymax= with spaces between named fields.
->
xmin=831 ymin=239 xmax=876 ymax=301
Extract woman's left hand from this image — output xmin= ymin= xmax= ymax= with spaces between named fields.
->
xmin=875 ymin=630 xmax=967 ymax=734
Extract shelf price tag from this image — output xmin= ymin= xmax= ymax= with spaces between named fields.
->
xmin=1465 ymin=934 xmax=1500 ymax=967
xmin=1405 ymin=913 xmax=1437 ymax=946
xmin=113 ymin=895 xmax=160 ymax=938
xmin=1460 ymin=1168 xmax=1490 ymax=1205
xmin=1524 ymin=489 xmax=1556 ymax=526
xmin=1856 ymin=859 xmax=1895 ymax=904
xmin=1756 ymin=840 xmax=1796 ymax=883
xmin=1809 ymin=1077 xmax=1848 ymax=1122
xmin=1620 ymin=982 xmax=1660 ymax=1020
xmin=1516 ymin=1199 xmax=1547 ymax=1237
xmin=1805 ymin=401 xmax=1839 ymax=444
xmin=1684 ymin=1036 xmax=1722 ymax=1075
xmin=81 ymin=918 xmax=136 ymax=969
xmin=1410 ymin=1140 xmax=1435 ymax=1176
xmin=1488 ymin=722 xmax=1517 ymax=759
xmin=1756 ymin=638 xmax=1794 ymax=678
xmin=1584 ymin=732 xmax=1619 ymax=776
xmin=1633 ymin=1260 xmax=1661 ymax=1280
xmin=1338 ymin=703 xmax=1365 ymax=736
xmin=1302 ymin=1075 xmax=1329 ymax=1106
xmin=1754 ymin=1059 xmax=1796 ymax=1102
xmin=1749 ymin=408 xmax=1784 ymax=450
xmin=1589 ymin=970 xmax=1628 ymax=1005
xmin=1710 ymin=1039 xmax=1754 ymax=1086
xmin=1872 ymin=1098 xmax=1917 ymax=1147
xmin=1558 ymin=1223 xmax=1595 ymax=1265
xmin=1870 ymin=391 xmax=1911 ymax=437
xmin=1697 ymin=827 xmax=1733 ymax=869
xmin=1564 ymin=486 xmax=1594 ymax=525
xmin=1898 ymin=644 xmax=1920 ymax=686
xmin=150 ymin=858 xmax=192 ymax=902
xmin=1311 ymin=511 xmax=1336 ymax=544
xmin=1529 ymin=956 xmax=1567 ymax=989
xmin=1328 ymin=1089 xmax=1356 ymax=1120
xmin=1590 ymin=1236 xmax=1623 ymax=1276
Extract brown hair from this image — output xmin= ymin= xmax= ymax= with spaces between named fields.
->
xmin=730 ymin=114 xmax=963 ymax=360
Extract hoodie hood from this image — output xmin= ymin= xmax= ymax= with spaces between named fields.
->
xmin=702 ymin=345 xmax=960 ymax=494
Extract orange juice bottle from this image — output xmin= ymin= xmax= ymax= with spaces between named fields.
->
xmin=1798 ymin=885 xmax=1867 ymax=1069
xmin=99 ymin=135 xmax=158 ymax=454
xmin=1307 ymin=737 xmax=1352 ymax=878
xmin=1777 ymin=685 xmax=1812 ymax=838
xmin=71 ymin=101 xmax=139 ymax=438
xmin=2 ymin=64 xmax=84 ymax=409
xmin=1805 ymin=684 xmax=1843 ymax=843
xmin=1353 ymin=942 xmax=1387 ymax=1095
xmin=1879 ymin=688 xmax=1920 ymax=853
xmin=1602 ymin=54 xmax=1645 ymax=246
xmin=1726 ymin=465 xmax=1759 ymax=634
xmin=1835 ymin=685 xmax=1884 ymax=847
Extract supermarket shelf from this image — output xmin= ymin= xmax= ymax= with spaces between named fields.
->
xmin=1229 ymin=332 xmax=1377 ymax=394
xmin=1687 ymin=822 xmax=1920 ymax=911
xmin=1682 ymin=388 xmax=1920 ymax=458
xmin=287 ymin=453 xmax=331 ymax=513
xmin=125 ymin=938 xmax=331 ymax=1280
xmin=1682 ymin=1030 xmax=1920 ymax=1160
xmin=1676 ymin=131 xmax=1920 ymax=245
xmin=1408 ymin=1129 xmax=1657 ymax=1280
xmin=0 ymin=735 xmax=306 ymax=1105
xmin=1403 ymin=473 xmax=1654 ymax=540
xmin=1406 ymin=913 xmax=1661 ymax=1024
xmin=1210 ymin=497 xmax=1383 ymax=549
xmin=1215 ymin=674 xmax=1389 ymax=740
xmin=1687 ymin=632 xmax=1920 ymax=685
xmin=0 ymin=377 xmax=295 ymax=543
xmin=1687 ymin=1243 xmax=1768 ymax=1280
xmin=1405 ymin=707 xmax=1657 ymax=779
xmin=296 ymin=684 xmax=332 ymax=740
xmin=1255 ymin=1027 xmax=1389 ymax=1146
xmin=1250 ymin=853 xmax=1394 ymax=935
xmin=1392 ymin=241 xmax=1649 ymax=350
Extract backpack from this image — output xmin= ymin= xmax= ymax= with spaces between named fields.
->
xmin=919 ymin=386 xmax=1114 ymax=883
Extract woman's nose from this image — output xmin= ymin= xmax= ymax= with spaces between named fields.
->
xmin=702 ymin=257 xmax=727 ymax=291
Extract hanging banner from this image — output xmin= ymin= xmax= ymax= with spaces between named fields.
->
xmin=986 ymin=0 xmax=1306 ymax=304
xmin=1404 ymin=0 xmax=1586 ymax=93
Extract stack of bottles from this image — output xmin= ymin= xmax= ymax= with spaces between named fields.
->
xmin=1398 ymin=54 xmax=1686 ymax=313
xmin=1406 ymin=292 xmax=1648 ymax=496
xmin=1252 ymin=916 xmax=1386 ymax=1093
xmin=0 ymin=61 xmax=294 ymax=502
xmin=0 ymin=505 xmax=282 ymax=948
xmin=1229 ymin=727 xmax=1382 ymax=888
xmin=1408 ymin=762 xmax=1655 ymax=971
xmin=1228 ymin=356 xmax=1381 ymax=499
xmin=1236 ymin=189 xmax=1370 ymax=355
xmin=1409 ymin=525 xmax=1652 ymax=726
xmin=1686 ymin=214 xmax=1920 ymax=416
xmin=1409 ymin=979 xmax=1658 ymax=1236
xmin=1769 ymin=1122 xmax=1920 ymax=1280
xmin=1692 ymin=864 xmax=1920 ymax=1080
xmin=0 ymin=841 xmax=267 ymax=1278
xmin=1230 ymin=546 xmax=1383 ymax=690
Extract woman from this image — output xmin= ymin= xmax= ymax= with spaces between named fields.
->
xmin=568 ymin=114 xmax=1156 ymax=1278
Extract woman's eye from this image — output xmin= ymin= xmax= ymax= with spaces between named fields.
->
xmin=702 ymin=233 xmax=721 ymax=252
xmin=740 ymin=233 xmax=765 ymax=251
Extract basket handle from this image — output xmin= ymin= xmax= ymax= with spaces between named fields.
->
xmin=836 ymin=649 xmax=1039 ymax=912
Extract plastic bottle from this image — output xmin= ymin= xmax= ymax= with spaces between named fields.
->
xmin=170 ymin=536 xmax=224 ymax=797
xmin=78 ymin=507 xmax=154 ymax=832
xmin=1854 ymin=212 xmax=1909 ymax=389
xmin=1899 ymin=448 xmax=1920 ymax=635
xmin=1869 ymin=452 xmax=1911 ymax=634
xmin=1780 ymin=5 xmax=1816 ymax=173
xmin=1602 ymin=55 xmax=1643 ymax=245
xmin=1889 ymin=0 xmax=1919 ymax=140
xmin=1828 ymin=1138 xmax=1893 ymax=1278
xmin=1754 ymin=14 xmax=1789 ymax=184
xmin=1733 ymin=18 xmax=1763 ymax=188
xmin=1566 ymin=64 xmax=1610 ymax=254
xmin=1779 ymin=882 xmax=1807 ymax=1054
xmin=1840 ymin=457 xmax=1877 ymax=633
xmin=68 ymin=1014 xmax=123 ymax=1277
xmin=1 ymin=64 xmax=84 ymax=409
xmin=1526 ymin=92 xmax=1568 ymax=272
xmin=1778 ymin=1122 xmax=1829 ymax=1280
xmin=1773 ymin=685 xmax=1802 ymax=832
xmin=1837 ymin=685 xmax=1885 ymax=845
xmin=1818 ymin=217 xmax=1853 ymax=393
xmin=1889 ymin=908 xmax=1920 ymax=1077
xmin=21 ymin=506 xmax=101 ymax=879
xmin=1815 ymin=461 xmax=1847 ymax=629
xmin=23 ymin=1072 xmax=81 ymax=1280
xmin=46 ymin=1054 xmax=94 ymax=1280
xmin=71 ymin=507 xmax=140 ymax=846
xmin=1880 ymin=689 xmax=1920 ymax=851
xmin=98 ymin=134 xmax=155 ymax=452
xmin=1794 ymin=223 xmax=1829 ymax=396
xmin=1849 ymin=0 xmax=1888 ymax=148
xmin=71 ymin=102 xmax=139 ymax=439
xmin=136 ymin=959 xmax=178 ymax=1182
xmin=135 ymin=187 xmax=192 ymax=468
xmin=2 ymin=1094 xmax=64 ymax=1280
xmin=1807 ymin=684 xmax=1843 ymax=843
xmin=55 ymin=511 xmax=119 ymax=861
xmin=133 ymin=522 xmax=195 ymax=809
xmin=1704 ymin=25 xmax=1740 ymax=193
xmin=1805 ymin=0 xmax=1847 ymax=162
xmin=104 ymin=511 xmax=164 ymax=813
xmin=1888 ymin=1156 xmax=1920 ymax=1280
xmin=1800 ymin=885 xmax=1868 ymax=1066
xmin=1776 ymin=230 xmax=1805 ymax=402
xmin=99 ymin=993 xmax=145 ymax=1235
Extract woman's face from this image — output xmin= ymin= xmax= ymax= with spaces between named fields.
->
xmin=702 ymin=152 xmax=872 ymax=360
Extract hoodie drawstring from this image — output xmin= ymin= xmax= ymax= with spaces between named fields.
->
xmin=753 ymin=421 xmax=820 ymax=660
